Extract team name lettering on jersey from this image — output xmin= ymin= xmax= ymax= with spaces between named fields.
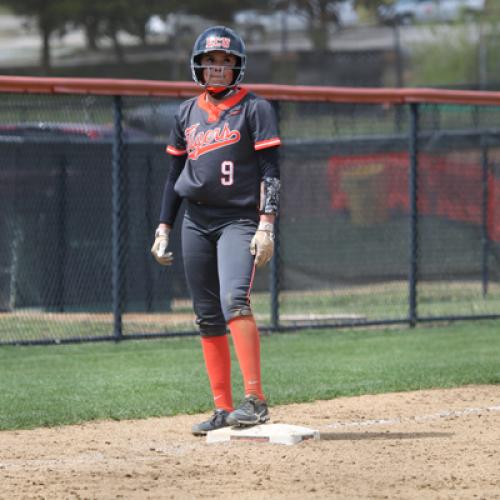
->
xmin=205 ymin=36 xmax=231 ymax=49
xmin=185 ymin=122 xmax=241 ymax=160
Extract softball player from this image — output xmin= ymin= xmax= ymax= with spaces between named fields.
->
xmin=151 ymin=26 xmax=281 ymax=435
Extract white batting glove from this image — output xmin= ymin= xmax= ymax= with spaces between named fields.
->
xmin=250 ymin=221 xmax=274 ymax=268
xmin=151 ymin=227 xmax=174 ymax=266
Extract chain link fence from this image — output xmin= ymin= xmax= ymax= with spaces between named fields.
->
xmin=0 ymin=81 xmax=499 ymax=344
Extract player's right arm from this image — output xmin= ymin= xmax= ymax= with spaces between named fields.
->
xmin=152 ymin=113 xmax=187 ymax=266
xmin=158 ymin=153 xmax=185 ymax=228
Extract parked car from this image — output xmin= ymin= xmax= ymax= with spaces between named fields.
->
xmin=0 ymin=122 xmax=153 ymax=143
xmin=234 ymin=1 xmax=359 ymax=42
xmin=378 ymin=0 xmax=485 ymax=25
xmin=326 ymin=0 xmax=360 ymax=27
xmin=234 ymin=8 xmax=307 ymax=41
xmin=125 ymin=102 xmax=179 ymax=137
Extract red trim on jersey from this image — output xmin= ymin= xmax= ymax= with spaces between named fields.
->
xmin=197 ymin=87 xmax=249 ymax=123
xmin=166 ymin=145 xmax=187 ymax=156
xmin=254 ymin=137 xmax=281 ymax=150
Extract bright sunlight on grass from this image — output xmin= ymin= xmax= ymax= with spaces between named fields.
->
xmin=1 ymin=320 xmax=499 ymax=430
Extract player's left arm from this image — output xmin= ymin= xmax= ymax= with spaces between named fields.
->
xmin=251 ymin=146 xmax=280 ymax=267
xmin=248 ymin=97 xmax=281 ymax=266
xmin=258 ymin=146 xmax=280 ymax=217
xmin=248 ymin=96 xmax=281 ymax=220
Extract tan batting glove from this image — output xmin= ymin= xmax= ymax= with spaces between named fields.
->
xmin=151 ymin=227 xmax=174 ymax=266
xmin=250 ymin=221 xmax=274 ymax=268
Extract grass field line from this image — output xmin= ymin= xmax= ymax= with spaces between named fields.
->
xmin=321 ymin=404 xmax=500 ymax=430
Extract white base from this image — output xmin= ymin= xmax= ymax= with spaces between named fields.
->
xmin=206 ymin=423 xmax=320 ymax=446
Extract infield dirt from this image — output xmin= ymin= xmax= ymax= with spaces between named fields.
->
xmin=1 ymin=385 xmax=499 ymax=499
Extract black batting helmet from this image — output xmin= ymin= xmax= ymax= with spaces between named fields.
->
xmin=190 ymin=26 xmax=246 ymax=88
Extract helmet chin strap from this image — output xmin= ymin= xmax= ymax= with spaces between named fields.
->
xmin=203 ymin=65 xmax=239 ymax=99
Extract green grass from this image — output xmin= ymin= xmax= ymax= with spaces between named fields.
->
xmin=0 ymin=317 xmax=114 ymax=340
xmin=0 ymin=320 xmax=499 ymax=431
xmin=275 ymin=283 xmax=500 ymax=320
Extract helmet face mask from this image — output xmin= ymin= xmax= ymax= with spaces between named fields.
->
xmin=193 ymin=59 xmax=244 ymax=89
xmin=191 ymin=26 xmax=246 ymax=89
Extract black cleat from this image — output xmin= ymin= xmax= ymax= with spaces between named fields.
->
xmin=226 ymin=395 xmax=270 ymax=426
xmin=191 ymin=409 xmax=230 ymax=436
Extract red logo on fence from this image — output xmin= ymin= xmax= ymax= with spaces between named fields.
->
xmin=327 ymin=152 xmax=500 ymax=242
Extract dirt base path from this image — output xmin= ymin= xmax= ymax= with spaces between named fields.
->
xmin=1 ymin=385 xmax=499 ymax=499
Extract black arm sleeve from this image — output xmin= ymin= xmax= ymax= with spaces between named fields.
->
xmin=159 ymin=154 xmax=186 ymax=225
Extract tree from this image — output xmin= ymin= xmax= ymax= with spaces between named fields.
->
xmin=0 ymin=0 xmax=175 ymax=70
xmin=0 ymin=0 xmax=73 ymax=74
xmin=124 ymin=2 xmax=165 ymax=46
xmin=181 ymin=0 xmax=267 ymax=24
xmin=68 ymin=1 xmax=132 ymax=60
xmin=0 ymin=0 xmax=271 ymax=72
xmin=73 ymin=0 xmax=167 ymax=52
xmin=277 ymin=0 xmax=346 ymax=51
xmin=71 ymin=1 xmax=109 ymax=51
xmin=356 ymin=0 xmax=391 ymax=16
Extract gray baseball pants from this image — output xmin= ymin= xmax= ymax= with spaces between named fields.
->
xmin=181 ymin=201 xmax=259 ymax=337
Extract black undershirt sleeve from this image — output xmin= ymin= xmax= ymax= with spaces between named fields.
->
xmin=256 ymin=146 xmax=280 ymax=179
xmin=159 ymin=154 xmax=186 ymax=226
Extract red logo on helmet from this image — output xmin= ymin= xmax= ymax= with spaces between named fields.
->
xmin=205 ymin=36 xmax=231 ymax=50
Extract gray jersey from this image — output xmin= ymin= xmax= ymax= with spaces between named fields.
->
xmin=166 ymin=87 xmax=280 ymax=209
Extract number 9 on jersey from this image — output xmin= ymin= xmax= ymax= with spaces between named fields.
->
xmin=221 ymin=160 xmax=234 ymax=186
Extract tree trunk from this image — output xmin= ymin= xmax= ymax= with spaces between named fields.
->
xmin=312 ymin=5 xmax=329 ymax=52
xmin=132 ymin=16 xmax=149 ymax=47
xmin=138 ymin=24 xmax=148 ymax=47
xmin=110 ymin=25 xmax=125 ymax=63
xmin=39 ymin=21 xmax=52 ymax=75
xmin=85 ymin=18 xmax=100 ymax=51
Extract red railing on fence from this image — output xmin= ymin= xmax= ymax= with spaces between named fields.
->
xmin=2 ymin=75 xmax=500 ymax=105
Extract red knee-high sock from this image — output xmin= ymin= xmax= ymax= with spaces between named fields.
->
xmin=200 ymin=336 xmax=233 ymax=412
xmin=228 ymin=316 xmax=265 ymax=401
